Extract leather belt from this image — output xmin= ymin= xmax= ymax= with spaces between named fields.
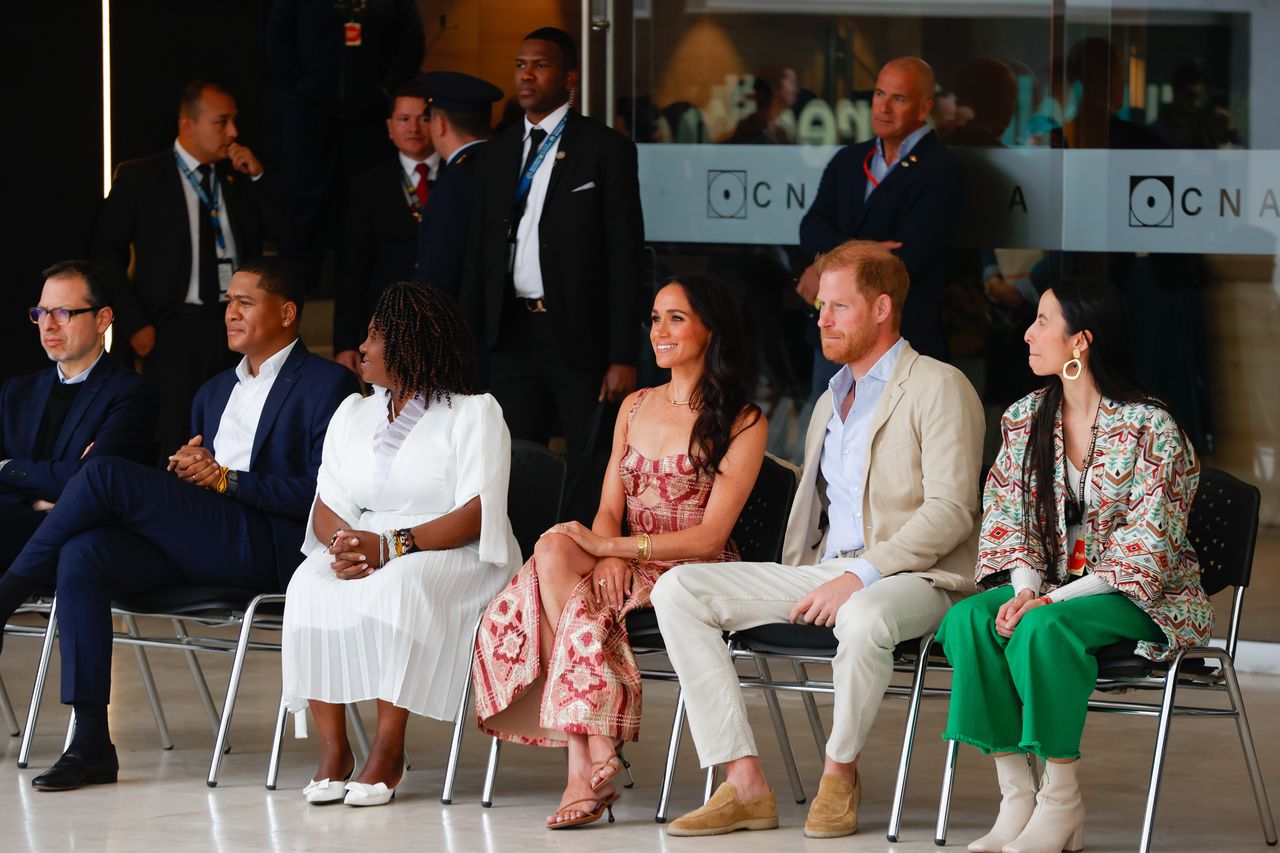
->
xmin=516 ymin=297 xmax=548 ymax=313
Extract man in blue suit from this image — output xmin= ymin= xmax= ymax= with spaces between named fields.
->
xmin=0 ymin=261 xmax=158 ymax=568
xmin=0 ymin=257 xmax=357 ymax=791
xmin=798 ymin=57 xmax=968 ymax=392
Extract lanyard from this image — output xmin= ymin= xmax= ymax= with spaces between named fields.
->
xmin=513 ymin=114 xmax=567 ymax=210
xmin=399 ymin=167 xmax=426 ymax=221
xmin=174 ymin=152 xmax=227 ymax=252
xmin=862 ymin=146 xmax=880 ymax=189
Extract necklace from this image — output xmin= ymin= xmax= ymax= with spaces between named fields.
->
xmin=666 ymin=385 xmax=691 ymax=407
xmin=1063 ymin=396 xmax=1103 ymax=527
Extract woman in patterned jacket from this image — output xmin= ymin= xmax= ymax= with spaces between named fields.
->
xmin=935 ymin=278 xmax=1210 ymax=853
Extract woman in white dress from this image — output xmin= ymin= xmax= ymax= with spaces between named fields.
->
xmin=281 ymin=282 xmax=519 ymax=807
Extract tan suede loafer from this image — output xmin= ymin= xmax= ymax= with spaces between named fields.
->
xmin=803 ymin=772 xmax=861 ymax=838
xmin=666 ymin=782 xmax=779 ymax=836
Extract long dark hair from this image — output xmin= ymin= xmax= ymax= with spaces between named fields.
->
xmin=1023 ymin=278 xmax=1171 ymax=582
xmin=660 ymin=273 xmax=761 ymax=475
xmin=370 ymin=282 xmax=478 ymax=406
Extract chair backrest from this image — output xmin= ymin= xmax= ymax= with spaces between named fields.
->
xmin=1188 ymin=467 xmax=1261 ymax=597
xmin=509 ymin=440 xmax=567 ymax=562
xmin=731 ymin=454 xmax=799 ymax=563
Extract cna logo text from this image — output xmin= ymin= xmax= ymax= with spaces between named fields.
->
xmin=1129 ymin=175 xmax=1280 ymax=228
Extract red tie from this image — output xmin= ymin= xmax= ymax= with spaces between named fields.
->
xmin=414 ymin=163 xmax=430 ymax=207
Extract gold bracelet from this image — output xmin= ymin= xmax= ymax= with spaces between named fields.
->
xmin=214 ymin=466 xmax=230 ymax=495
xmin=636 ymin=532 xmax=652 ymax=562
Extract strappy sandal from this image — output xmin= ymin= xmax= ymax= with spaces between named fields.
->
xmin=590 ymin=745 xmax=632 ymax=791
xmin=547 ymin=792 xmax=620 ymax=830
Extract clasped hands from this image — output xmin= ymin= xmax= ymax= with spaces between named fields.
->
xmin=995 ymin=588 xmax=1048 ymax=638
xmin=327 ymin=529 xmax=380 ymax=580
xmin=544 ymin=521 xmax=632 ymax=609
xmin=167 ymin=435 xmax=221 ymax=489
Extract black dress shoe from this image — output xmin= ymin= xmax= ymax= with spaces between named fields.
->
xmin=31 ymin=745 xmax=119 ymax=791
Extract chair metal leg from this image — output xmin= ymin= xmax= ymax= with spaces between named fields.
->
xmin=755 ymin=654 xmax=806 ymax=804
xmin=888 ymin=634 xmax=934 ymax=843
xmin=442 ymin=618 xmax=481 ymax=805
xmin=655 ymin=687 xmax=687 ymax=823
xmin=936 ymin=738 xmax=959 ymax=846
xmin=481 ymin=736 xmax=500 ymax=807
xmin=346 ymin=703 xmax=371 ymax=760
xmin=206 ymin=595 xmax=263 ymax=787
xmin=172 ymin=618 xmax=220 ymax=736
xmin=18 ymin=599 xmax=59 ymax=768
xmin=64 ymin=708 xmax=76 ymax=751
xmin=704 ymin=763 xmax=718 ymax=802
xmin=122 ymin=614 xmax=173 ymax=750
xmin=792 ymin=659 xmax=827 ymax=763
xmin=0 ymin=673 xmax=19 ymax=737
xmin=1220 ymin=654 xmax=1278 ymax=845
xmin=617 ymin=743 xmax=635 ymax=788
xmin=1138 ymin=654 xmax=1185 ymax=853
xmin=266 ymin=693 xmax=288 ymax=791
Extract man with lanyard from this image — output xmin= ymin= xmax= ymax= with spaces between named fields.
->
xmin=797 ymin=56 xmax=968 ymax=397
xmin=333 ymin=79 xmax=441 ymax=373
xmin=460 ymin=26 xmax=644 ymax=520
xmin=415 ymin=71 xmax=503 ymax=302
xmin=91 ymin=80 xmax=287 ymax=458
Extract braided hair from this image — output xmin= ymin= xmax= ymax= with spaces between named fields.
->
xmin=369 ymin=282 xmax=477 ymax=406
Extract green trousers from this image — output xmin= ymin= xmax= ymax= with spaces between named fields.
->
xmin=938 ymin=585 xmax=1163 ymax=760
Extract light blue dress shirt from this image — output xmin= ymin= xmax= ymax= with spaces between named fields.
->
xmin=864 ymin=124 xmax=932 ymax=201
xmin=56 ymin=350 xmax=105 ymax=385
xmin=819 ymin=338 xmax=906 ymax=587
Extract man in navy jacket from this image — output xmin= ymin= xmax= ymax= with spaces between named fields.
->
xmin=0 ymin=257 xmax=357 ymax=791
xmin=0 ymin=261 xmax=158 ymax=568
xmin=799 ymin=57 xmax=968 ymax=391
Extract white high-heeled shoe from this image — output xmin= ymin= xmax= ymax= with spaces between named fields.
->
xmin=1003 ymin=761 xmax=1085 ymax=853
xmin=302 ymin=777 xmax=348 ymax=805
xmin=968 ymin=753 xmax=1037 ymax=852
xmin=344 ymin=780 xmax=396 ymax=807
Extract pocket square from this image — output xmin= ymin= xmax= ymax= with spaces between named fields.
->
xmin=571 ymin=181 xmax=596 ymax=192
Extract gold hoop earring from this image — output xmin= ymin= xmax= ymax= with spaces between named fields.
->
xmin=1061 ymin=346 xmax=1082 ymax=381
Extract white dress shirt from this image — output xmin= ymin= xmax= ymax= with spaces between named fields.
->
xmin=398 ymin=151 xmax=440 ymax=187
xmin=175 ymin=140 xmax=239 ymax=306
xmin=214 ymin=339 xmax=297 ymax=471
xmin=819 ymin=337 xmax=906 ymax=587
xmin=512 ymin=100 xmax=571 ymax=300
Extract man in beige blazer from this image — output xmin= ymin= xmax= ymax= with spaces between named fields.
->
xmin=652 ymin=240 xmax=984 ymax=838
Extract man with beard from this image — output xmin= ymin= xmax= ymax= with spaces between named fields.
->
xmin=653 ymin=240 xmax=983 ymax=839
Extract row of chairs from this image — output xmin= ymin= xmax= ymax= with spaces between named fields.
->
xmin=2 ymin=445 xmax=1276 ymax=851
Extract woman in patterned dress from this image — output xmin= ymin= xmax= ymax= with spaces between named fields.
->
xmin=473 ymin=274 xmax=767 ymax=828
xmin=935 ymin=279 xmax=1211 ymax=853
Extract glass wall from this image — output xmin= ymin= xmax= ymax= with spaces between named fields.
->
xmin=609 ymin=0 xmax=1279 ymax=641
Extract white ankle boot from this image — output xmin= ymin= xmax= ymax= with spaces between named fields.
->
xmin=968 ymin=753 xmax=1037 ymax=853
xmin=1003 ymin=760 xmax=1085 ymax=853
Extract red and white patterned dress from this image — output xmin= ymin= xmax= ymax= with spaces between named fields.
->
xmin=472 ymin=388 xmax=738 ymax=746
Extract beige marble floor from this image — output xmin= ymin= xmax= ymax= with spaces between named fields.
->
xmin=0 ymin=619 xmax=1277 ymax=852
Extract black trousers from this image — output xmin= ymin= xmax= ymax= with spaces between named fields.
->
xmin=7 ymin=457 xmax=278 ymax=704
xmin=489 ymin=302 xmax=603 ymax=519
xmin=142 ymin=306 xmax=237 ymax=460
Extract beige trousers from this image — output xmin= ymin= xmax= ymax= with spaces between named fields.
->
xmin=650 ymin=562 xmax=953 ymax=766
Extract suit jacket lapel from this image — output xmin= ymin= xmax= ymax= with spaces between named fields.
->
xmin=542 ymin=109 xmax=579 ymax=207
xmin=18 ymin=371 xmax=56 ymax=456
xmin=217 ymin=162 xmax=249 ymax=253
xmin=167 ymin=157 xmax=194 ymax=275
xmin=249 ymin=341 xmax=307 ymax=468
xmin=851 ymin=131 xmax=934 ymax=234
xmin=51 ymin=359 xmax=110 ymax=458
xmin=204 ymin=372 xmax=237 ymax=456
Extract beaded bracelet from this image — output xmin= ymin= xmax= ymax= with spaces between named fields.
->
xmin=214 ymin=466 xmax=230 ymax=495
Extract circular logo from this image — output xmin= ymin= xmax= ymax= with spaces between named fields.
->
xmin=707 ymin=170 xmax=748 ymax=219
xmin=1130 ymin=177 xmax=1174 ymax=227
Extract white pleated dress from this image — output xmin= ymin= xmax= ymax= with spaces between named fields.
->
xmin=281 ymin=390 xmax=519 ymax=720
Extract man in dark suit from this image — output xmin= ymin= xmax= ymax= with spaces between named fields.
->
xmin=798 ymin=57 xmax=967 ymax=389
xmin=91 ymin=81 xmax=289 ymax=456
xmin=0 ymin=261 xmax=158 ymax=569
xmin=333 ymin=80 xmax=441 ymax=373
xmin=0 ymin=258 xmax=357 ymax=791
xmin=461 ymin=27 xmax=644 ymax=506
xmin=416 ymin=71 xmax=503 ymax=300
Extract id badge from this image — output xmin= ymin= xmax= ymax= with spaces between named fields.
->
xmin=217 ymin=259 xmax=235 ymax=298
xmin=344 ymin=21 xmax=363 ymax=46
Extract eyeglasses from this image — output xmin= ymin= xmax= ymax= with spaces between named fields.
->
xmin=29 ymin=306 xmax=98 ymax=324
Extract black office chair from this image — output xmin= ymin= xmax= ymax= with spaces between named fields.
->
xmin=439 ymin=440 xmax=566 ymax=804
xmin=934 ymin=467 xmax=1277 ymax=852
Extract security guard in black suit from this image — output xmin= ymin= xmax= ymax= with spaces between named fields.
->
xmin=416 ymin=71 xmax=504 ymax=300
xmin=332 ymin=80 xmax=440 ymax=372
